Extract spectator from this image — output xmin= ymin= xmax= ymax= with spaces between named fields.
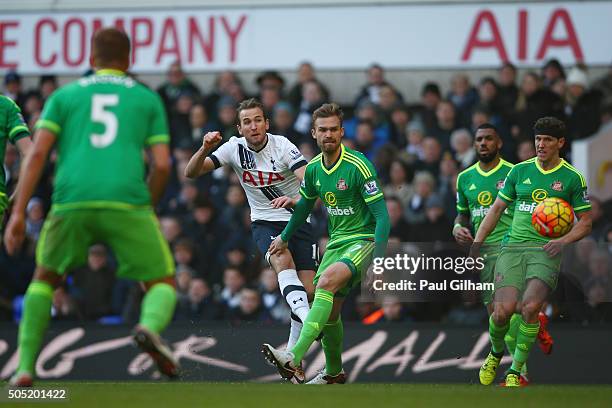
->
xmin=3 ymin=71 xmax=26 ymax=108
xmin=378 ymin=84 xmax=402 ymax=118
xmin=160 ymin=216 xmax=184 ymax=247
xmin=255 ymin=70 xmax=285 ymax=97
xmin=565 ymin=67 xmax=603 ymax=140
xmin=189 ymin=104 xmax=218 ymax=147
xmin=414 ymin=137 xmax=442 ymax=179
xmin=293 ymin=80 xmax=327 ymax=136
xmin=450 ymin=128 xmax=476 ymax=169
xmin=514 ymin=71 xmax=565 ymax=139
xmin=386 ymin=196 xmax=412 ymax=241
xmin=287 ymin=62 xmax=330 ymax=110
xmin=157 ymin=61 xmax=201 ymax=113
xmin=354 ymin=120 xmax=380 ymax=160
xmin=428 ymin=100 xmax=458 ymax=152
xmin=217 ymin=96 xmax=238 ymax=141
xmin=25 ymin=197 xmax=45 ymax=243
xmin=497 ymin=62 xmax=519 ymax=120
xmin=22 ymin=91 xmax=43 ymax=125
xmin=379 ymin=297 xmax=407 ymax=323
xmin=405 ymin=171 xmax=436 ymax=224
xmin=593 ymin=63 xmax=612 ymax=99
xmin=389 ymin=104 xmax=411 ymax=148
xmin=220 ymin=267 xmax=245 ymax=311
xmin=175 ymin=265 xmax=194 ymax=304
xmin=516 ymin=139 xmax=536 ymax=162
xmin=177 ymin=278 xmax=219 ymax=321
xmin=478 ymin=77 xmax=503 ymax=119
xmin=204 ymin=70 xmax=243 ymax=121
xmin=541 ymin=58 xmax=566 ymax=88
xmin=169 ymin=91 xmax=196 ymax=149
xmin=228 ymin=286 xmax=270 ymax=323
xmin=354 ymin=63 xmax=392 ymax=106
xmin=70 ymin=245 xmax=115 ymax=320
xmin=39 ymin=75 xmax=58 ymax=103
xmin=447 ymin=74 xmax=479 ymax=127
xmin=344 ymin=100 xmax=391 ymax=144
xmin=418 ymin=82 xmax=442 ymax=131
xmin=259 ymin=267 xmax=289 ymax=323
xmin=383 ymin=159 xmax=413 ymax=208
xmin=270 ymin=101 xmax=303 ymax=146
xmin=402 ymin=121 xmax=425 ymax=162
xmin=417 ymin=194 xmax=453 ymax=242
xmin=173 ymin=237 xmax=200 ymax=272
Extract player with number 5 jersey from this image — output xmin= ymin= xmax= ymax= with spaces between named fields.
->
xmin=4 ymin=28 xmax=179 ymax=387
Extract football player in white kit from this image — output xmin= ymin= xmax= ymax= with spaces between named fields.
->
xmin=185 ymin=98 xmax=316 ymax=352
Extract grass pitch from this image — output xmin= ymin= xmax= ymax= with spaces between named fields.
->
xmin=2 ymin=382 xmax=611 ymax=407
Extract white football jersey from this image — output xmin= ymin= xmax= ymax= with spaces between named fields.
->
xmin=210 ymin=133 xmax=308 ymax=222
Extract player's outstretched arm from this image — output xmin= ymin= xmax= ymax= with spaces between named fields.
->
xmin=543 ymin=210 xmax=592 ymax=256
xmin=269 ymin=196 xmax=316 ymax=255
xmin=147 ymin=143 xmax=172 ymax=206
xmin=367 ymin=198 xmax=390 ymax=259
xmin=184 ymin=131 xmax=222 ymax=178
xmin=473 ymin=197 xmax=507 ymax=248
xmin=4 ymin=129 xmax=56 ymax=255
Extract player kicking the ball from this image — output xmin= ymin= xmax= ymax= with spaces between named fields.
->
xmin=185 ymin=98 xmax=316 ymax=356
xmin=262 ymin=103 xmax=390 ymax=384
xmin=472 ymin=117 xmax=592 ymax=387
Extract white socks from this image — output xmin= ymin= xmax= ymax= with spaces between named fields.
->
xmin=277 ymin=269 xmax=310 ymax=323
xmin=287 ymin=316 xmax=302 ymax=350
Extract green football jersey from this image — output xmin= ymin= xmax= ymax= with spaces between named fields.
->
xmin=456 ymin=158 xmax=514 ymax=243
xmin=300 ymin=144 xmax=384 ymax=247
xmin=35 ymin=69 xmax=169 ymax=209
xmin=0 ymin=95 xmax=30 ymax=209
xmin=498 ymin=157 xmax=591 ymax=243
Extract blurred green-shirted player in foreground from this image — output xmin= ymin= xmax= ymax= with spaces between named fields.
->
xmin=0 ymin=95 xmax=32 ymax=220
xmin=262 ymin=103 xmax=390 ymax=384
xmin=5 ymin=28 xmax=179 ymax=387
xmin=472 ymin=117 xmax=592 ymax=387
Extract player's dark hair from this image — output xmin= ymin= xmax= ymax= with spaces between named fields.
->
xmin=92 ymin=28 xmax=130 ymax=67
xmin=533 ymin=116 xmax=566 ymax=139
xmin=237 ymin=98 xmax=267 ymax=122
xmin=312 ymin=103 xmax=344 ymax=128
xmin=476 ymin=123 xmax=499 ymax=134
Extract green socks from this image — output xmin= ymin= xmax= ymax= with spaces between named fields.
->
xmin=139 ymin=283 xmax=177 ymax=334
xmin=291 ymin=289 xmax=334 ymax=364
xmin=504 ymin=313 xmax=520 ymax=355
xmin=488 ymin=314 xmax=510 ymax=355
xmin=322 ymin=317 xmax=344 ymax=376
xmin=510 ymin=317 xmax=540 ymax=373
xmin=17 ymin=281 xmax=53 ymax=374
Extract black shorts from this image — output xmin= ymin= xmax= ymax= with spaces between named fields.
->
xmin=251 ymin=220 xmax=318 ymax=271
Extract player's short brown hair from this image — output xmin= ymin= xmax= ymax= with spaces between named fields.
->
xmin=92 ymin=28 xmax=130 ymax=67
xmin=312 ymin=103 xmax=344 ymax=128
xmin=533 ymin=116 xmax=566 ymax=139
xmin=237 ymin=98 xmax=267 ymax=122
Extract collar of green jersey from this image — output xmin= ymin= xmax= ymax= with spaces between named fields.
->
xmin=475 ymin=157 xmax=506 ymax=177
xmin=95 ymin=69 xmax=126 ymax=76
xmin=321 ymin=143 xmax=346 ymax=175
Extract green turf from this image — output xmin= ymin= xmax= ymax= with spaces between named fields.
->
xmin=2 ymin=383 xmax=612 ymax=407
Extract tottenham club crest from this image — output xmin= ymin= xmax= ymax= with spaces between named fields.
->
xmin=364 ymin=180 xmax=380 ymax=195
xmin=496 ymin=179 xmax=505 ymax=190
xmin=551 ymin=181 xmax=564 ymax=191
xmin=337 ymin=178 xmax=348 ymax=191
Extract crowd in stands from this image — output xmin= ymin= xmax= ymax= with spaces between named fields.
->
xmin=1 ymin=58 xmax=611 ymax=325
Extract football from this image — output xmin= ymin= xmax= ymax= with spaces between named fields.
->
xmin=532 ymin=197 xmax=575 ymax=238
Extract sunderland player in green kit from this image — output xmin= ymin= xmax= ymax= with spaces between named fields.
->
xmin=0 ymin=95 xmax=32 ymax=221
xmin=472 ymin=117 xmax=592 ymax=387
xmin=263 ymin=103 xmax=390 ymax=384
xmin=454 ymin=123 xmax=553 ymax=385
xmin=4 ymin=28 xmax=178 ymax=386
